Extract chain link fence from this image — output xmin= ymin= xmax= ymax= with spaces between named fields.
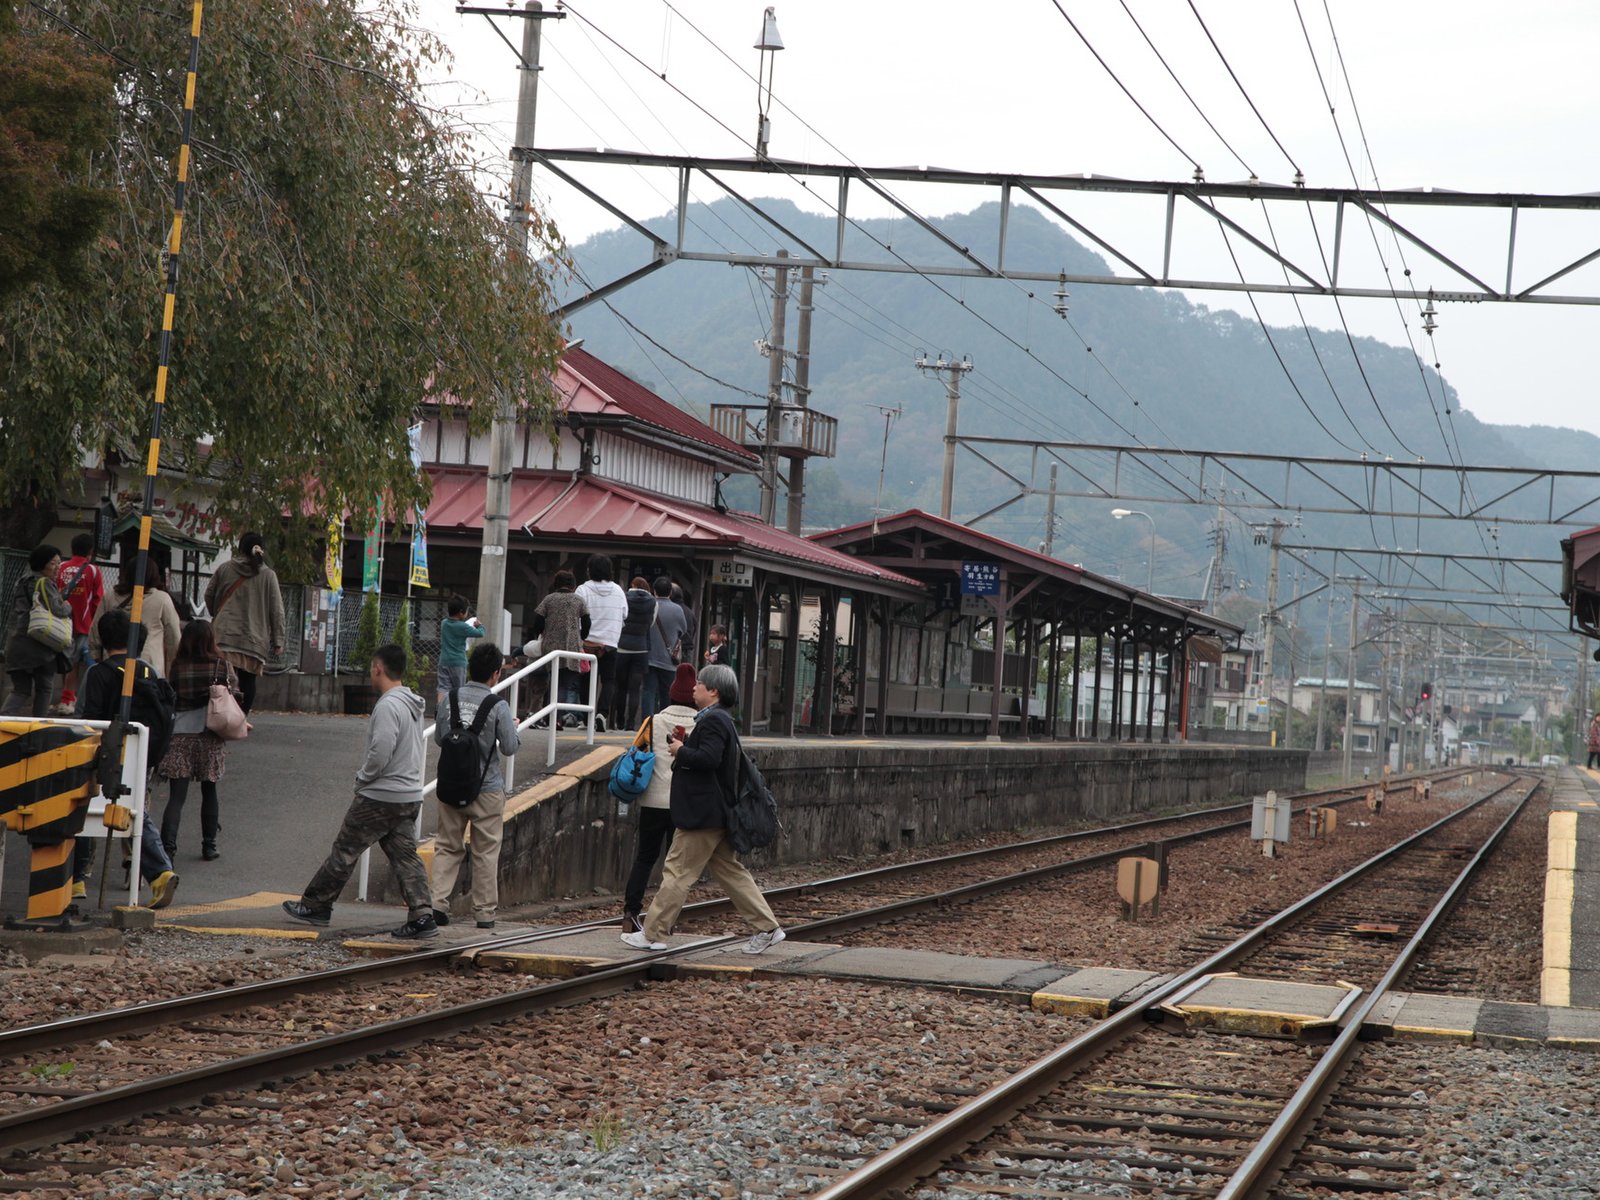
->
xmin=0 ymin=550 xmax=28 ymax=652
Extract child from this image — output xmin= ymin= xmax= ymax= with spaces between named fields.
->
xmin=703 ymin=624 xmax=735 ymax=670
xmin=438 ymin=594 xmax=486 ymax=708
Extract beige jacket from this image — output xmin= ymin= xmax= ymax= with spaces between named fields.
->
xmin=640 ymin=702 xmax=699 ymax=810
xmin=89 ymin=588 xmax=181 ymax=677
xmin=205 ymin=555 xmax=287 ymax=666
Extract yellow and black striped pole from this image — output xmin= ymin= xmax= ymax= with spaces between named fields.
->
xmin=119 ymin=2 xmax=204 ymax=726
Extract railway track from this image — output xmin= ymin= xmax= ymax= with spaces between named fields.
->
xmin=806 ymin=769 xmax=1538 ymax=1200
xmin=0 ymin=766 xmax=1478 ymax=1176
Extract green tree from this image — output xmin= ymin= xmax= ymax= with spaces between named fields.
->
xmin=0 ymin=3 xmax=115 ymax=299
xmin=349 ymin=590 xmax=381 ymax=673
xmin=2 ymin=1 xmax=566 ymax=559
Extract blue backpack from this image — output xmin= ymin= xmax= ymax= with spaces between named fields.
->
xmin=608 ymin=716 xmax=656 ymax=800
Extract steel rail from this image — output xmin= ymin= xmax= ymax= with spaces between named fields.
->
xmin=1213 ymin=778 xmax=1540 ymax=1199
xmin=0 ymin=770 xmax=1452 ymax=1059
xmin=0 ymin=770 xmax=1478 ymax=1154
xmin=808 ymin=772 xmax=1528 ymax=1200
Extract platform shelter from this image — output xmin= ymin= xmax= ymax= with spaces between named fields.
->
xmin=812 ymin=510 xmax=1242 ymax=742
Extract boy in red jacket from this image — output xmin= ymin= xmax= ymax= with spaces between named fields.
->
xmin=54 ymin=533 xmax=105 ymax=713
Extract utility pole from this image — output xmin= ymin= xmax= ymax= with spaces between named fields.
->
xmin=759 ymin=249 xmax=790 ymax=525
xmin=1043 ymin=463 xmax=1060 ymax=556
xmin=1256 ymin=520 xmax=1286 ymax=745
xmin=915 ymin=353 xmax=973 ymax=520
xmin=784 ymin=265 xmax=819 ymax=534
xmin=1282 ymin=571 xmax=1301 ymax=750
xmin=1341 ymin=576 xmax=1362 ymax=783
xmin=477 ymin=0 xmax=561 ymax=648
xmin=1315 ymin=595 xmax=1334 ymax=753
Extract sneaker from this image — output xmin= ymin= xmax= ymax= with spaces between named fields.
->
xmin=742 ymin=927 xmax=786 ymax=955
xmin=620 ymin=930 xmax=666 ymax=951
xmin=476 ymin=920 xmax=496 ymax=930
xmin=281 ymin=899 xmax=332 ymax=927
xmin=71 ymin=880 xmax=87 ymax=901
xmin=391 ymin=913 xmax=439 ymax=940
xmin=623 ymin=911 xmax=645 ymax=934
xmin=148 ymin=871 xmax=180 ymax=910
xmin=430 ymin=908 xmax=451 ymax=927
xmin=594 ymin=713 xmax=608 ymax=733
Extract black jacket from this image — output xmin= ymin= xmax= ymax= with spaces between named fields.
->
xmin=668 ymin=704 xmax=739 ymax=831
xmin=616 ymin=589 xmax=656 ymax=654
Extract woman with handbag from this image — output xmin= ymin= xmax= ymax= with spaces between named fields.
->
xmin=621 ymin=662 xmax=700 ymax=933
xmin=2 ymin=544 xmax=72 ymax=717
xmin=158 ymin=619 xmax=247 ymax=861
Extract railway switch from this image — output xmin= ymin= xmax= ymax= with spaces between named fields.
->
xmin=0 ymin=720 xmax=101 ymax=931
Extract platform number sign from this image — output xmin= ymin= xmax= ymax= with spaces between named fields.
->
xmin=959 ymin=561 xmax=1001 ymax=595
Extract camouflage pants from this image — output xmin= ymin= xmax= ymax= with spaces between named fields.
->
xmin=301 ymin=796 xmax=431 ymax=918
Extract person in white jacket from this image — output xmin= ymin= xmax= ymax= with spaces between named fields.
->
xmin=622 ymin=662 xmax=699 ymax=933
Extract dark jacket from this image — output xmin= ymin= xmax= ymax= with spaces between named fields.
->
xmin=82 ymin=653 xmax=177 ymax=767
xmin=4 ymin=571 xmax=71 ymax=673
xmin=616 ymin=589 xmax=656 ymax=655
xmin=668 ymin=704 xmax=739 ymax=831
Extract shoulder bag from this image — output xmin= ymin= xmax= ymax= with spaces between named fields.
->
xmin=206 ymin=660 xmax=250 ymax=740
xmin=723 ymin=723 xmax=780 ymax=855
xmin=607 ymin=716 xmax=656 ymax=800
xmin=27 ymin=578 xmax=72 ymax=653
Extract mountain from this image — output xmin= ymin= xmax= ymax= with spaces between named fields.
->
xmin=560 ymin=198 xmax=1588 ymax=640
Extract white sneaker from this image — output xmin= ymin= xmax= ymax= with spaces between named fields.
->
xmin=743 ymin=927 xmax=786 ymax=955
xmin=620 ymin=930 xmax=666 ymax=951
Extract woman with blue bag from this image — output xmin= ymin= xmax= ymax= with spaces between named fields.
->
xmin=617 ymin=663 xmax=698 ymax=933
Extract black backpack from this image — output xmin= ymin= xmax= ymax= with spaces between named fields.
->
xmin=437 ymin=690 xmax=504 ymax=809
xmin=724 ymin=733 xmax=780 ymax=855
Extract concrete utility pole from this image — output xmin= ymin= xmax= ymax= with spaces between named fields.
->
xmin=759 ymin=249 xmax=790 ymax=525
xmin=1282 ymin=572 xmax=1300 ymax=750
xmin=1257 ymin=520 xmax=1286 ymax=745
xmin=785 ymin=265 xmax=818 ymax=534
xmin=477 ymin=0 xmax=559 ymax=647
xmin=1315 ymin=597 xmax=1334 ymax=753
xmin=1341 ymin=576 xmax=1363 ymax=783
xmin=1043 ymin=463 xmax=1060 ymax=556
xmin=915 ymin=353 xmax=973 ymax=520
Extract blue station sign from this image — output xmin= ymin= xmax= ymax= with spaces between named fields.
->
xmin=959 ymin=561 xmax=1001 ymax=595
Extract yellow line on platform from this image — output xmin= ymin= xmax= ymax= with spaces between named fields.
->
xmin=159 ymin=890 xmax=299 ymax=917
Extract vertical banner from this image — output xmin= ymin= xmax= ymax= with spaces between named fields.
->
xmin=325 ymin=516 xmax=344 ymax=593
xmin=362 ymin=497 xmax=384 ymax=592
xmin=409 ymin=508 xmax=430 ymax=589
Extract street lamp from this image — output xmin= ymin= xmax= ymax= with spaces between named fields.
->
xmin=753 ymin=7 xmax=784 ymax=159
xmin=1111 ymin=508 xmax=1155 ymax=594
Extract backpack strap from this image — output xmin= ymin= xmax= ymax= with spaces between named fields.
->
xmin=467 ymin=694 xmax=505 ymax=792
xmin=449 ymin=688 xmax=463 ymax=733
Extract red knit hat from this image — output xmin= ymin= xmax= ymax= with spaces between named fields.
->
xmin=669 ymin=662 xmax=698 ymax=706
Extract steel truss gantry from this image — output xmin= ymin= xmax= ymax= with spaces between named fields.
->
xmin=529 ymin=148 xmax=1600 ymax=315
xmin=955 ymin=437 xmax=1600 ymax=529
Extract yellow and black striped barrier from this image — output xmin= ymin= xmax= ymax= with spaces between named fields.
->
xmin=0 ymin=721 xmax=100 ymax=928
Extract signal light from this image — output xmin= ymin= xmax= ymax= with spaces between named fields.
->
xmin=1420 ymin=682 xmax=1433 ymax=703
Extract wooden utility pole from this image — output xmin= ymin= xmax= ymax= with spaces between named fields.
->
xmin=759 ymin=249 xmax=790 ymax=525
xmin=784 ymin=266 xmax=817 ymax=534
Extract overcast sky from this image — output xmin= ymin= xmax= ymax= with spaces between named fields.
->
xmin=416 ymin=0 xmax=1600 ymax=439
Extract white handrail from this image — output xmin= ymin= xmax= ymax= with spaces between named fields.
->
xmin=355 ymin=648 xmax=600 ymax=902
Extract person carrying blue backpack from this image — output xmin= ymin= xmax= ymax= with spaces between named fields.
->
xmin=619 ymin=662 xmax=698 ymax=933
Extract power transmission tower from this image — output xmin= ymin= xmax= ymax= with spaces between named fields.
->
xmin=915 ymin=353 xmax=973 ymax=520
xmin=758 ymin=249 xmax=790 ymax=525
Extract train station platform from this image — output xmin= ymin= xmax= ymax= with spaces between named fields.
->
xmin=345 ymin=926 xmax=1600 ymax=1052
xmin=0 ymin=711 xmax=1306 ymax=936
xmin=1544 ymin=767 xmax=1600 ymax=1007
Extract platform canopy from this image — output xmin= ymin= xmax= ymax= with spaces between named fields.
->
xmin=1560 ymin=524 xmax=1600 ymax=637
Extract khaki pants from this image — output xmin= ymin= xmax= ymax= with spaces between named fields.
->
xmin=431 ymin=787 xmax=506 ymax=923
xmin=643 ymin=827 xmax=778 ymax=943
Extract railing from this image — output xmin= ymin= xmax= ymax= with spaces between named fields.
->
xmin=708 ymin=403 xmax=839 ymax=459
xmin=355 ymin=648 xmax=599 ymax=902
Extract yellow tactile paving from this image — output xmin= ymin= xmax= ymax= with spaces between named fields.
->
xmin=1544 ymin=808 xmax=1579 ymax=1007
xmin=158 ymin=890 xmax=299 ymax=918
xmin=164 ymin=925 xmax=318 ymax=940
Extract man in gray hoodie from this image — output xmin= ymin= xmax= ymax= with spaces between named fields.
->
xmin=283 ymin=643 xmax=437 ymax=939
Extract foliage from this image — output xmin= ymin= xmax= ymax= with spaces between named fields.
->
xmin=25 ymin=1061 xmax=75 ymax=1080
xmin=391 ymin=598 xmax=425 ymax=691
xmin=349 ymin=590 xmax=380 ymax=672
xmin=2 ymin=1 xmax=567 ymax=569
xmin=585 ymin=1110 xmax=625 ymax=1154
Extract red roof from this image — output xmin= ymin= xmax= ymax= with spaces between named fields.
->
xmin=424 ymin=468 xmax=922 ymax=591
xmin=560 ymin=348 xmax=757 ymax=464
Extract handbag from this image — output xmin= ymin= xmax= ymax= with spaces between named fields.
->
xmin=26 ymin=578 xmax=72 ymax=654
xmin=607 ymin=716 xmax=655 ymax=800
xmin=205 ymin=662 xmax=249 ymax=740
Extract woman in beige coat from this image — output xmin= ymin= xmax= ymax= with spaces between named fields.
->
xmin=89 ymin=557 xmax=181 ymax=677
xmin=203 ymin=532 xmax=285 ymax=714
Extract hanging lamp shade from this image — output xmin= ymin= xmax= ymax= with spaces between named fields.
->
xmin=755 ymin=7 xmax=784 ymax=51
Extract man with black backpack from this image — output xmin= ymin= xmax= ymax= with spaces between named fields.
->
xmin=431 ymin=642 xmax=520 ymax=930
xmin=71 ymin=609 xmax=180 ymax=909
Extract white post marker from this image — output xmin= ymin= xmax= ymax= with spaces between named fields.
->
xmin=1251 ymin=789 xmax=1291 ymax=859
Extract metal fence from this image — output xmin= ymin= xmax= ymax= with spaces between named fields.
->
xmin=0 ymin=550 xmax=27 ymax=652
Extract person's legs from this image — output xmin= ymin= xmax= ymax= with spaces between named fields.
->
xmin=594 ymin=650 xmax=617 ymax=725
xmin=465 ymin=788 xmax=505 ymax=924
xmin=623 ymin=807 xmax=675 ymax=919
xmin=641 ymin=828 xmax=721 ymax=943
xmin=430 ymin=801 xmax=469 ymax=914
xmin=139 ymin=813 xmax=173 ymax=882
xmin=640 ymin=667 xmax=667 ymax=721
xmin=704 ymin=837 xmax=780 ymax=932
xmin=372 ymin=802 xmax=432 ymax=919
xmin=300 ymin=796 xmax=389 ymax=911
xmin=161 ymin=778 xmax=189 ymax=856
xmin=1 ymin=671 xmax=33 ymax=716
xmin=199 ymin=781 xmax=221 ymax=856
xmin=235 ymin=669 xmax=257 ymax=715
xmin=612 ymin=655 xmax=640 ymax=728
